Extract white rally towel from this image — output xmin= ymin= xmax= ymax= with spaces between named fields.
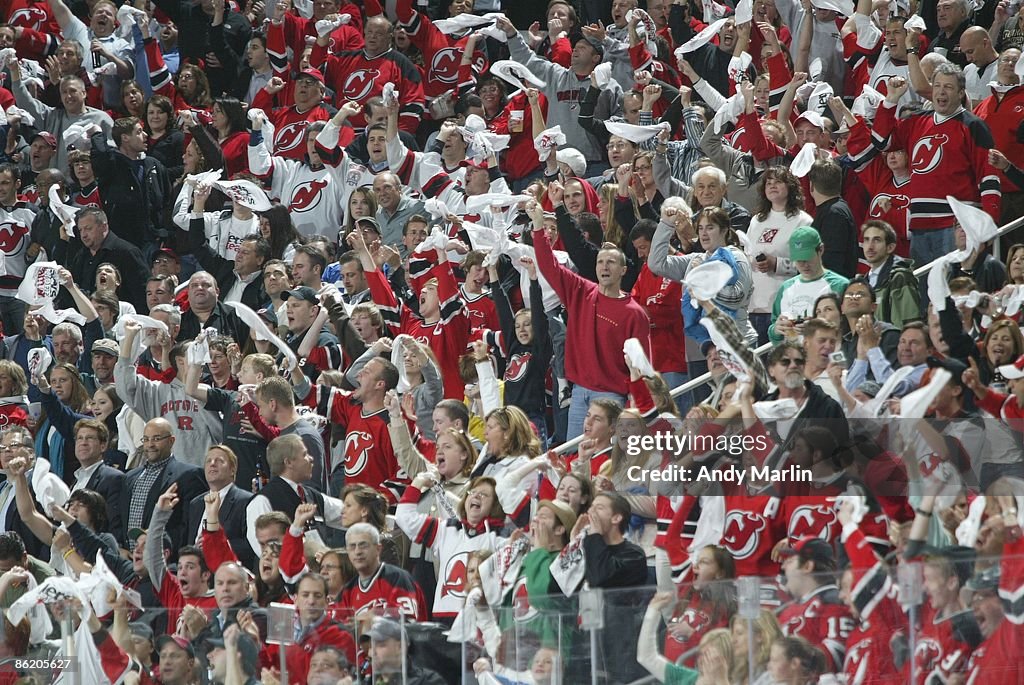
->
xmin=592 ymin=62 xmax=613 ymax=89
xmin=676 ymin=18 xmax=728 ymax=55
xmin=790 ymin=142 xmax=819 ymax=178
xmin=604 ymin=120 xmax=671 ymax=143
xmin=434 ymin=11 xmax=504 ymax=34
xmin=116 ymin=4 xmax=148 ymax=38
xmin=225 ymin=301 xmax=299 ymax=370
xmin=862 ymin=365 xmax=915 ymax=416
xmin=26 ymin=347 xmax=52 ymax=382
xmin=48 ymin=185 xmax=78 ymax=237
xmin=16 ymin=261 xmax=61 ymax=306
xmin=62 ymin=123 xmax=94 ymax=151
xmin=753 ymin=398 xmax=801 ymax=420
xmin=0 ymin=48 xmax=16 ymax=70
xmin=534 ymin=125 xmax=566 ymax=162
xmin=35 ymin=301 xmax=87 ymax=326
xmin=115 ymin=313 xmax=170 ymax=359
xmin=424 ymin=198 xmax=452 ymax=220
xmin=948 ymin=195 xmax=998 ymax=262
xmin=550 ymin=529 xmax=587 ymax=596
xmin=382 ymin=82 xmax=399 ymax=107
xmin=6 ymin=106 xmax=34 ymax=127
xmin=734 ymin=0 xmax=753 ymax=24
xmin=809 ymin=57 xmax=823 ymax=82
xmin=712 ymin=92 xmax=745 ymax=134
xmin=956 ymin=494 xmax=987 ymax=547
xmin=489 ymin=59 xmax=546 ymax=92
xmin=185 ymin=167 xmax=224 ymax=187
xmin=624 ymin=338 xmax=656 ymax=377
xmin=390 ymin=334 xmax=414 ymax=393
xmin=899 ymin=368 xmax=951 ymax=420
xmin=851 ymin=84 xmax=884 ymax=119
xmin=315 ymin=13 xmax=351 ymax=37
xmin=292 ymin=0 xmax=314 ymax=17
xmin=214 ymin=179 xmax=273 ymax=211
xmin=30 ymin=457 xmax=68 ymax=516
xmin=683 ymin=260 xmax=735 ymax=301
xmin=186 ymin=326 xmax=217 ymax=366
xmin=807 ymin=81 xmax=834 ymax=115
xmin=464 ymin=192 xmax=534 ymax=213
xmin=904 ymin=13 xmax=927 ymax=31
xmin=701 ymin=315 xmax=751 ymax=383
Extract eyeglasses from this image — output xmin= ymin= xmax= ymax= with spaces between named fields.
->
xmin=140 ymin=434 xmax=172 ymax=444
xmin=0 ymin=443 xmax=26 ymax=452
xmin=606 ymin=142 xmax=629 ymax=151
xmin=777 ymin=357 xmax=806 ymax=367
xmin=843 ymin=292 xmax=867 ymax=300
xmin=346 ymin=541 xmax=373 ymax=551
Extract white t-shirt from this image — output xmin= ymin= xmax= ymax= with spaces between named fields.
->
xmin=744 ymin=209 xmax=814 ymax=313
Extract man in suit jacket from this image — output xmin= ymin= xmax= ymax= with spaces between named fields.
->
xmin=121 ymin=418 xmax=205 ymax=552
xmin=70 ymin=417 xmax=126 ymax=544
xmin=246 ymin=434 xmax=346 ymax=556
xmin=185 ymin=446 xmax=255 ymax=568
xmin=0 ymin=426 xmax=69 ymax=562
xmin=188 ymin=224 xmax=271 ymax=313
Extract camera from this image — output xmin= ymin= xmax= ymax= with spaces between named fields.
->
xmin=829 ymin=351 xmax=847 ymax=367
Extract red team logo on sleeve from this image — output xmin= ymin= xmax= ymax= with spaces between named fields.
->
xmin=911 ymin=134 xmax=948 ymax=175
xmin=342 ymin=70 xmax=380 ymax=101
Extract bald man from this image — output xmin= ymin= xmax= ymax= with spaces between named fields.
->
xmin=121 ymin=418 xmax=206 ymax=551
xmin=960 ymin=26 xmax=1000 ymax=101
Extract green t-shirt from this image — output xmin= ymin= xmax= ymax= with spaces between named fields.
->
xmin=665 ymin=662 xmax=699 ymax=685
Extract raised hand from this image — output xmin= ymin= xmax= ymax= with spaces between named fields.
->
xmin=204 ymin=490 xmax=221 ymax=523
xmin=157 ymin=483 xmax=179 ymax=512
xmin=294 ymin=502 xmax=317 ymax=529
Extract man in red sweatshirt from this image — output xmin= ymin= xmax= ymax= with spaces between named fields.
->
xmin=528 ymin=196 xmax=651 ymax=441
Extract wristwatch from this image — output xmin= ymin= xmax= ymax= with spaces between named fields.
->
xmin=906 ymin=47 xmax=919 ymax=55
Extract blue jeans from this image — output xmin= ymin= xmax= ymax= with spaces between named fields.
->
xmin=910 ymin=226 xmax=955 ymax=268
xmin=662 ymin=371 xmax=692 ymax=416
xmin=750 ymin=313 xmax=772 ymax=347
xmin=567 ymin=385 xmax=626 ymax=441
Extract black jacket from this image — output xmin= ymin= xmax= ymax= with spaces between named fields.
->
xmin=179 ymin=301 xmax=249 ymax=343
xmin=89 ymin=131 xmax=172 ymax=249
xmin=813 ymin=197 xmax=857 ymax=278
xmin=121 ymin=456 xmax=206 ymax=551
xmin=62 ymin=230 xmax=151 ymax=312
xmin=147 ymin=130 xmax=185 ymax=181
xmin=83 ymin=463 xmax=127 ymax=545
xmin=185 ymin=485 xmax=255 ymax=568
xmin=762 ymin=380 xmax=850 ymax=450
xmin=187 ymin=213 xmax=270 ymax=312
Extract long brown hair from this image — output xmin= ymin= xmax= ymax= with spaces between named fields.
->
xmin=755 ymin=166 xmax=805 ymax=221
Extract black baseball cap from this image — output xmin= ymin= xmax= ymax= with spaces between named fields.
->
xmin=281 ymin=286 xmax=319 ymax=305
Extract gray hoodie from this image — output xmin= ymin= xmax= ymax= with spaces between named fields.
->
xmin=115 ymin=357 xmax=223 ymax=467
xmin=508 ymin=32 xmax=622 ymax=164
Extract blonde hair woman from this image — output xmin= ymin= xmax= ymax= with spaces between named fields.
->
xmin=473 ymin=405 xmax=543 ymax=522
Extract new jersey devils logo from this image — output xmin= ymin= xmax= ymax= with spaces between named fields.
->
xmin=344 ymin=431 xmax=373 ymax=476
xmin=911 ymin=134 xmax=948 ymax=175
xmin=290 ymin=179 xmax=328 ymax=213
xmin=342 ymin=69 xmax=380 ymax=101
xmin=0 ymin=222 xmax=28 ymax=253
xmin=504 ymin=352 xmax=532 ymax=383
xmin=787 ymin=504 xmax=836 ymax=541
xmin=8 ymin=6 xmax=48 ymax=30
xmin=441 ymin=552 xmax=469 ymax=599
xmin=275 ymin=121 xmax=308 ymax=152
xmin=915 ymin=637 xmax=942 ymax=671
xmin=430 ymin=48 xmax=461 ymax=84
xmin=722 ymin=511 xmax=767 ymax=560
xmin=869 ymin=193 xmax=910 ymax=217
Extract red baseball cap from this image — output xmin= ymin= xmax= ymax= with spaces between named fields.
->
xmin=297 ymin=68 xmax=325 ymax=84
xmin=459 ymin=158 xmax=491 ymax=170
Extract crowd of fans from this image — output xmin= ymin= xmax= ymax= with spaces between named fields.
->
xmin=0 ymin=0 xmax=1021 ymax=681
